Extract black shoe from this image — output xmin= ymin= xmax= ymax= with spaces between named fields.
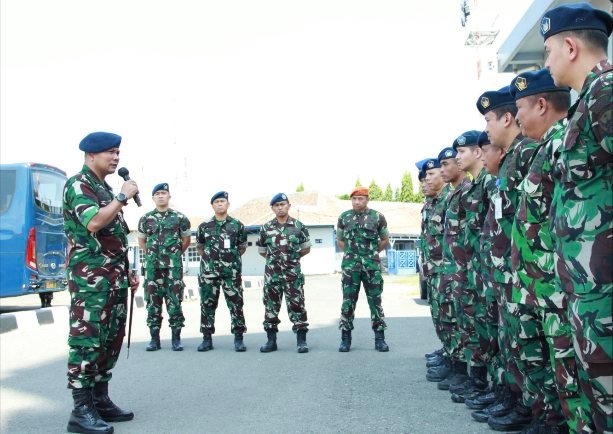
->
xmin=145 ymin=329 xmax=161 ymax=352
xmin=338 ymin=329 xmax=351 ymax=352
xmin=488 ymin=390 xmax=519 ymax=418
xmin=67 ymin=388 xmax=114 ymax=433
xmin=296 ymin=329 xmax=309 ymax=353
xmin=425 ymin=348 xmax=444 ymax=358
xmin=437 ymin=361 xmax=468 ymax=390
xmin=92 ymin=382 xmax=134 ymax=423
xmin=234 ymin=333 xmax=247 ymax=352
xmin=519 ymin=418 xmax=543 ymax=434
xmin=426 ymin=358 xmax=452 ymax=382
xmin=197 ymin=334 xmax=213 ymax=352
xmin=465 ymin=385 xmax=501 ymax=410
xmin=260 ymin=331 xmax=277 ymax=353
xmin=171 ymin=328 xmax=183 ymax=352
xmin=426 ymin=355 xmax=444 ymax=367
xmin=374 ymin=330 xmax=389 ymax=352
xmin=487 ymin=405 xmax=532 ymax=431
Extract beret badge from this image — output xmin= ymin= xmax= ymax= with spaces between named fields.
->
xmin=515 ymin=77 xmax=528 ymax=91
xmin=480 ymin=97 xmax=490 ymax=109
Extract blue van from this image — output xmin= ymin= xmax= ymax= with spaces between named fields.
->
xmin=0 ymin=163 xmax=68 ymax=306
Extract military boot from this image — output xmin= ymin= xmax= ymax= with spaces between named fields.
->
xmin=197 ymin=333 xmax=213 ymax=352
xmin=260 ymin=331 xmax=277 ymax=353
xmin=425 ymin=348 xmax=444 ymax=358
xmin=487 ymin=403 xmax=532 ymax=431
xmin=171 ymin=328 xmax=183 ymax=352
xmin=234 ymin=333 xmax=247 ymax=352
xmin=338 ymin=329 xmax=352 ymax=352
xmin=450 ymin=365 xmax=489 ymax=402
xmin=471 ymin=388 xmax=517 ymax=423
xmin=465 ymin=384 xmax=503 ymax=410
xmin=437 ymin=361 xmax=468 ymax=390
xmin=145 ymin=329 xmax=161 ymax=351
xmin=426 ymin=356 xmax=452 ymax=382
xmin=296 ymin=329 xmax=309 ymax=353
xmin=374 ymin=330 xmax=389 ymax=352
xmin=93 ymin=382 xmax=134 ymax=423
xmin=426 ymin=354 xmax=445 ymax=367
xmin=67 ymin=388 xmax=114 ymax=434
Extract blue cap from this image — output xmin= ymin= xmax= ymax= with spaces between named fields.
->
xmin=270 ymin=193 xmax=289 ymax=206
xmin=452 ymin=130 xmax=481 ymax=150
xmin=210 ymin=191 xmax=229 ymax=204
xmin=152 ymin=183 xmax=169 ymax=196
xmin=477 ymin=131 xmax=491 ymax=148
xmin=541 ymin=3 xmax=613 ymax=40
xmin=79 ymin=132 xmax=121 ymax=153
xmin=510 ymin=68 xmax=570 ymax=100
xmin=437 ymin=147 xmax=457 ymax=163
xmin=415 ymin=158 xmax=431 ymax=172
xmin=423 ymin=158 xmax=441 ymax=170
xmin=476 ymin=86 xmax=515 ymax=115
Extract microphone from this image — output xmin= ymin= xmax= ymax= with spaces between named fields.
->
xmin=117 ymin=167 xmax=142 ymax=207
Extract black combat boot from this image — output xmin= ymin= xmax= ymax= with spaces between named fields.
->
xmin=425 ymin=348 xmax=444 ymax=358
xmin=437 ymin=360 xmax=468 ymax=390
xmin=465 ymin=384 xmax=502 ymax=410
xmin=450 ymin=365 xmax=489 ymax=402
xmin=234 ymin=333 xmax=247 ymax=352
xmin=171 ymin=328 xmax=183 ymax=351
xmin=487 ymin=403 xmax=532 ymax=431
xmin=374 ymin=330 xmax=389 ymax=352
xmin=260 ymin=331 xmax=277 ymax=352
xmin=197 ymin=333 xmax=213 ymax=352
xmin=471 ymin=388 xmax=517 ymax=423
xmin=93 ymin=382 xmax=134 ymax=423
xmin=145 ymin=329 xmax=161 ymax=351
xmin=426 ymin=356 xmax=452 ymax=382
xmin=296 ymin=329 xmax=309 ymax=353
xmin=338 ymin=329 xmax=352 ymax=352
xmin=426 ymin=354 xmax=445 ymax=367
xmin=67 ymin=388 xmax=114 ymax=434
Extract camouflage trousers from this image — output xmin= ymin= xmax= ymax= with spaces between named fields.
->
xmin=199 ymin=274 xmax=246 ymax=335
xmin=339 ymin=265 xmax=386 ymax=331
xmin=144 ymin=267 xmax=185 ymax=331
xmin=481 ymin=279 xmax=503 ymax=384
xmin=454 ymin=280 xmax=486 ymax=369
xmin=427 ymin=273 xmax=446 ymax=348
xmin=494 ymin=283 xmax=522 ymax=393
xmin=568 ymin=291 xmax=613 ymax=434
xmin=438 ymin=274 xmax=462 ymax=361
xmin=67 ymin=285 xmax=128 ymax=389
xmin=263 ymin=275 xmax=308 ymax=333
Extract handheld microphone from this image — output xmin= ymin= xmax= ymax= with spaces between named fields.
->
xmin=117 ymin=167 xmax=142 ymax=207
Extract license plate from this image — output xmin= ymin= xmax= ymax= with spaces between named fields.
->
xmin=44 ymin=280 xmax=57 ymax=289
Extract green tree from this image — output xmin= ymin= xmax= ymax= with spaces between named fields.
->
xmin=393 ymin=187 xmax=400 ymax=202
xmin=337 ymin=194 xmax=350 ymax=200
xmin=398 ymin=171 xmax=414 ymax=202
xmin=368 ymin=180 xmax=383 ymax=201
xmin=355 ymin=177 xmax=362 ymax=187
xmin=296 ymin=182 xmax=304 ymax=192
xmin=382 ymin=183 xmax=393 ymax=201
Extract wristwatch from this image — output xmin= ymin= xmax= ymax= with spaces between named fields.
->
xmin=115 ymin=192 xmax=128 ymax=205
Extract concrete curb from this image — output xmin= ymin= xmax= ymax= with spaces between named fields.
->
xmin=0 ymin=307 xmax=69 ymax=334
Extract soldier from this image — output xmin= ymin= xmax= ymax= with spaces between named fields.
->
xmin=196 ymin=191 xmax=248 ymax=352
xmin=256 ymin=193 xmax=311 ymax=353
xmin=137 ymin=183 xmax=191 ymax=352
xmin=336 ymin=187 xmax=390 ymax=352
xmin=542 ymin=4 xmax=613 ymax=432
xmin=510 ymin=68 xmax=586 ymax=433
xmin=64 ymin=132 xmax=139 ymax=434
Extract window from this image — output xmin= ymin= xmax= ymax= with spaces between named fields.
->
xmin=186 ymin=246 xmax=200 ymax=262
xmin=31 ymin=170 xmax=65 ymax=214
xmin=0 ymin=170 xmax=16 ymax=215
xmin=314 ymin=239 xmax=323 ymax=244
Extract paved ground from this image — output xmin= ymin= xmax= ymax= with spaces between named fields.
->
xmin=0 ymin=274 xmax=493 ymax=433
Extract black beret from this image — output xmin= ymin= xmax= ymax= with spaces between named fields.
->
xmin=541 ymin=3 xmax=613 ymax=40
xmin=423 ymin=158 xmax=441 ymax=170
xmin=438 ymin=147 xmax=457 ymax=163
xmin=452 ymin=130 xmax=481 ymax=150
xmin=418 ymin=169 xmax=427 ymax=181
xmin=476 ymin=86 xmax=515 ymax=115
xmin=510 ymin=68 xmax=570 ymax=100
xmin=211 ymin=191 xmax=229 ymax=204
xmin=477 ymin=131 xmax=491 ymax=148
xmin=270 ymin=193 xmax=289 ymax=206
xmin=79 ymin=132 xmax=121 ymax=153
xmin=152 ymin=183 xmax=169 ymax=196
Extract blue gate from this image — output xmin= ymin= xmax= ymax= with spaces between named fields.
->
xmin=387 ymin=249 xmax=417 ymax=275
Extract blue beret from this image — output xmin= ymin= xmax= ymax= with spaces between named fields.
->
xmin=477 ymin=131 xmax=491 ymax=148
xmin=476 ymin=86 xmax=515 ymax=115
xmin=452 ymin=130 xmax=481 ymax=150
xmin=418 ymin=169 xmax=427 ymax=181
xmin=541 ymin=3 xmax=613 ymax=40
xmin=415 ymin=158 xmax=431 ymax=172
xmin=210 ymin=191 xmax=229 ymax=204
xmin=79 ymin=132 xmax=121 ymax=153
xmin=438 ymin=147 xmax=457 ymax=163
xmin=423 ymin=158 xmax=441 ymax=170
xmin=152 ymin=183 xmax=169 ymax=196
xmin=510 ymin=68 xmax=570 ymax=100
xmin=270 ymin=193 xmax=289 ymax=206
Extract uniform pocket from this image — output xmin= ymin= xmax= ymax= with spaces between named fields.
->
xmin=68 ymin=306 xmax=102 ymax=348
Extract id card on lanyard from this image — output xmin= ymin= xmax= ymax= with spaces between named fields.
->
xmin=223 ymin=236 xmax=231 ymax=249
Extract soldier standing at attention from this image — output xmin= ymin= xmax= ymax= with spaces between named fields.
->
xmin=64 ymin=132 xmax=139 ymax=434
xmin=542 ymin=4 xmax=613 ymax=432
xmin=196 ymin=191 xmax=248 ymax=352
xmin=336 ymin=187 xmax=390 ymax=352
xmin=137 ymin=183 xmax=191 ymax=352
xmin=257 ymin=193 xmax=311 ymax=354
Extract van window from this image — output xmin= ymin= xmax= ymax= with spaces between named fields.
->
xmin=32 ymin=170 xmax=65 ymax=214
xmin=0 ymin=169 xmax=16 ymax=215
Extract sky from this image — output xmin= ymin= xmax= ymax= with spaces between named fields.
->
xmin=0 ymin=0 xmax=532 ymax=218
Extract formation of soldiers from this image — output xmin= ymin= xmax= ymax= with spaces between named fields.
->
xmin=418 ymin=3 xmax=612 ymax=434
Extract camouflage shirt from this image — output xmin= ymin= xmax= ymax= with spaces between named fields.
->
xmin=196 ymin=215 xmax=247 ymax=278
xmin=490 ymin=135 xmax=540 ymax=286
xmin=137 ymin=208 xmax=191 ymax=270
xmin=419 ymin=197 xmax=433 ymax=276
xmin=256 ymin=217 xmax=311 ymax=283
xmin=337 ymin=208 xmax=389 ymax=271
xmin=63 ymin=165 xmax=130 ymax=290
xmin=442 ymin=177 xmax=472 ymax=280
xmin=552 ymin=60 xmax=613 ymax=295
xmin=512 ymin=120 xmax=566 ymax=307
xmin=424 ymin=185 xmax=451 ymax=276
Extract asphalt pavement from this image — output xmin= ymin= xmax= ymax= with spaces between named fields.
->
xmin=0 ymin=274 xmax=493 ymax=434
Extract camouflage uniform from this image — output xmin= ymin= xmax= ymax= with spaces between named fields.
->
xmin=196 ymin=216 xmax=247 ymax=335
xmin=551 ymin=61 xmax=613 ymax=433
xmin=512 ymin=120 xmax=591 ymax=432
xmin=442 ymin=177 xmax=471 ymax=363
xmin=337 ymin=208 xmax=388 ymax=331
xmin=256 ymin=217 xmax=311 ymax=332
xmin=420 ymin=197 xmax=438 ymax=334
xmin=64 ymin=165 xmax=130 ymax=389
xmin=137 ymin=209 xmax=191 ymax=332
